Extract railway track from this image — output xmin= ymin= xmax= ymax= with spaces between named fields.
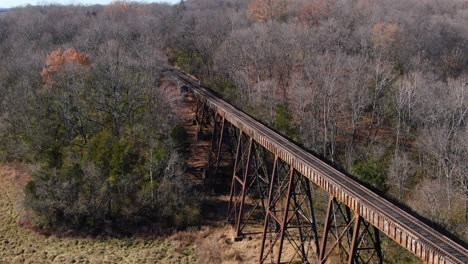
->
xmin=168 ymin=68 xmax=468 ymax=264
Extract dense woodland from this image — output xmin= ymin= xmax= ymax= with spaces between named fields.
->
xmin=0 ymin=0 xmax=467 ymax=241
xmin=0 ymin=2 xmax=199 ymax=233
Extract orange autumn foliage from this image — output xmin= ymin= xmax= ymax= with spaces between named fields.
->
xmin=247 ymin=0 xmax=288 ymax=22
xmin=299 ymin=0 xmax=331 ymax=25
xmin=371 ymin=23 xmax=400 ymax=52
xmin=41 ymin=48 xmax=90 ymax=86
xmin=104 ymin=0 xmax=129 ymax=14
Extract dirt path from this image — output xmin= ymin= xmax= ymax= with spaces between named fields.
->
xmin=159 ymin=79 xmax=211 ymax=185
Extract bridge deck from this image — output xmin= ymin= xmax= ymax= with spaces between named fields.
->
xmin=169 ymin=69 xmax=468 ymax=264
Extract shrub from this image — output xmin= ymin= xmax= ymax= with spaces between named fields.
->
xmin=170 ymin=125 xmax=190 ymax=153
xmin=351 ymin=157 xmax=388 ymax=192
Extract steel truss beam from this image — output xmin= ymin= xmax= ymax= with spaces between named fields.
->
xmin=207 ymin=113 xmax=225 ymax=179
xmin=193 ymin=89 xmax=387 ymax=264
xmin=319 ymin=195 xmax=383 ymax=264
xmin=206 ymin=114 xmax=238 ymax=182
xmin=227 ymin=131 xmax=270 ymax=239
xmin=259 ymin=157 xmax=320 ymax=264
xmin=175 ymin=70 xmax=468 ymax=264
xmin=205 ymin=118 xmax=383 ymax=264
xmin=194 ymin=97 xmax=213 ymax=141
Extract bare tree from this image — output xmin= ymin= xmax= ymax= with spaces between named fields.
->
xmin=416 ymin=76 xmax=468 ymax=209
xmin=409 ymin=179 xmax=452 ymax=225
xmin=366 ymin=56 xmax=394 ymax=144
xmin=393 ymin=72 xmax=419 ymax=152
xmin=343 ymin=55 xmax=371 ymax=168
xmin=304 ymin=51 xmax=346 ymax=161
xmin=388 ymin=152 xmax=414 ymax=199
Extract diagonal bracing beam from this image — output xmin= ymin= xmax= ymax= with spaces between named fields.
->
xmin=260 ymin=157 xmax=320 ymax=264
xmin=227 ymin=131 xmax=271 ymax=239
xmin=320 ymin=195 xmax=383 ymax=264
xmin=174 ymin=69 xmax=468 ymax=264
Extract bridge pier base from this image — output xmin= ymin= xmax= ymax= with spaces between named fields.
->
xmin=203 ymin=107 xmax=383 ymax=264
xmin=227 ymin=130 xmax=270 ymax=238
xmin=259 ymin=157 xmax=320 ymax=264
xmin=319 ymin=195 xmax=384 ymax=264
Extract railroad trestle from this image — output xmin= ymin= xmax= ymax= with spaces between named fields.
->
xmin=172 ymin=68 xmax=468 ymax=264
xmin=193 ymin=95 xmax=383 ymax=264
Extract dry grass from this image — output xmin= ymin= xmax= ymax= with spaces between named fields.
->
xmin=193 ymin=225 xmax=261 ymax=264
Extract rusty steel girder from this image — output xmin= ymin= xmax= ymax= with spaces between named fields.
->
xmin=319 ymin=195 xmax=383 ymax=264
xmin=193 ymin=97 xmax=213 ymax=142
xmin=196 ymin=100 xmax=385 ymax=264
xmin=259 ymin=157 xmax=320 ymax=264
xmin=227 ymin=130 xmax=270 ymax=238
xmin=207 ymin=115 xmax=239 ymax=182
xmin=207 ymin=113 xmax=225 ymax=180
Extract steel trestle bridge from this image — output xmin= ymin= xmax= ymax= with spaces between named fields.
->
xmin=167 ymin=68 xmax=468 ymax=264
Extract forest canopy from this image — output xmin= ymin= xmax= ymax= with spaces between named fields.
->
xmin=0 ymin=0 xmax=467 ymax=240
xmin=0 ymin=2 xmax=200 ymax=233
